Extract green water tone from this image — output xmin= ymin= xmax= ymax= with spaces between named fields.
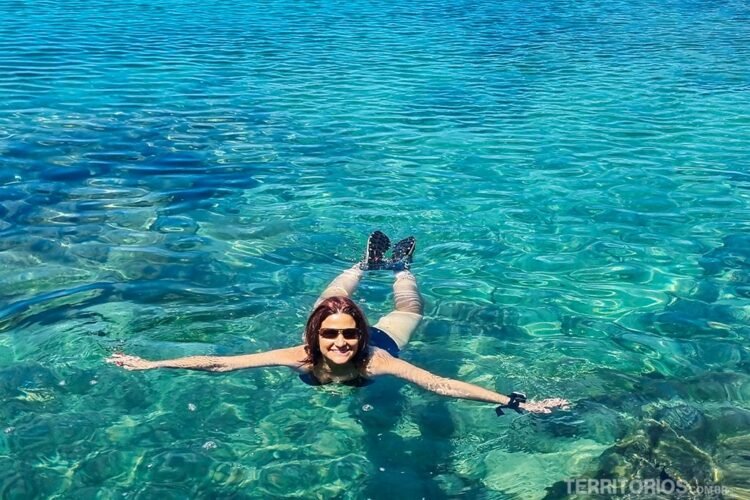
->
xmin=1 ymin=0 xmax=750 ymax=497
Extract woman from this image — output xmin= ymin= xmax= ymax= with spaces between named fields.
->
xmin=107 ymin=232 xmax=568 ymax=414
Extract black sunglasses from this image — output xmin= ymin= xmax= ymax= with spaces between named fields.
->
xmin=319 ymin=328 xmax=360 ymax=340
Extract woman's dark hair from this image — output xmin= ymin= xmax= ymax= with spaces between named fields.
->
xmin=303 ymin=296 xmax=370 ymax=368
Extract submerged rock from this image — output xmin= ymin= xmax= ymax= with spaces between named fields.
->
xmin=592 ymin=423 xmax=717 ymax=492
xmin=715 ymin=434 xmax=750 ymax=497
xmin=653 ymin=403 xmax=712 ymax=444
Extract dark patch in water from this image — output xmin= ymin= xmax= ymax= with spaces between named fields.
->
xmin=39 ymin=166 xmax=91 ymax=182
xmin=700 ymin=233 xmax=750 ymax=276
xmin=0 ymin=186 xmax=27 ymax=201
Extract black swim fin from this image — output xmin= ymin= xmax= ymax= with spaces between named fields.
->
xmin=389 ymin=236 xmax=416 ymax=271
xmin=360 ymin=230 xmax=391 ymax=270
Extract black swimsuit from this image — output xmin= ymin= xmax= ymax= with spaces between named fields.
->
xmin=299 ymin=326 xmax=400 ymax=386
xmin=368 ymin=326 xmax=401 ymax=357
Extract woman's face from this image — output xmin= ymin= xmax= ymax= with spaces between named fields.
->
xmin=318 ymin=313 xmax=360 ymax=365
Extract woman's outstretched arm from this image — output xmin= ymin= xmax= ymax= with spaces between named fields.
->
xmin=106 ymin=345 xmax=308 ymax=372
xmin=366 ymin=349 xmax=569 ymax=413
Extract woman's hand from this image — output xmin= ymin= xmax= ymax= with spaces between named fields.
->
xmin=106 ymin=353 xmax=157 ymax=371
xmin=519 ymin=398 xmax=570 ymax=414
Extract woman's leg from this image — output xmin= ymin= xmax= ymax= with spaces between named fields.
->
xmin=314 ymin=264 xmax=364 ymax=309
xmin=372 ymin=270 xmax=423 ymax=349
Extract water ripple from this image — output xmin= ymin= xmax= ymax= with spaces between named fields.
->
xmin=2 ymin=0 xmax=750 ymax=496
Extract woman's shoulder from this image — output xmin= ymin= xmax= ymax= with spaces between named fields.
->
xmin=362 ymin=346 xmax=396 ymax=377
xmin=276 ymin=344 xmax=312 ymax=372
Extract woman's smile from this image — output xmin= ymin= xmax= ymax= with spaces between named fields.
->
xmin=319 ymin=313 xmax=360 ymax=365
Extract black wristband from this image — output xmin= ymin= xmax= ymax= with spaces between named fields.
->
xmin=495 ymin=391 xmax=527 ymax=416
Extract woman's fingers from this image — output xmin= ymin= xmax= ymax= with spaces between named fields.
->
xmin=106 ymin=353 xmax=148 ymax=370
xmin=544 ymin=398 xmax=571 ymax=410
xmin=105 ymin=353 xmax=123 ymax=364
xmin=520 ymin=398 xmax=572 ymax=413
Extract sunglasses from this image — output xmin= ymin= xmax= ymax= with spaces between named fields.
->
xmin=319 ymin=328 xmax=360 ymax=340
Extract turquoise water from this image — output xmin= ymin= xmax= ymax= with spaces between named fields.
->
xmin=2 ymin=0 xmax=750 ymax=497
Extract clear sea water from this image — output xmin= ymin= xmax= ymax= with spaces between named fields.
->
xmin=1 ymin=0 xmax=750 ymax=497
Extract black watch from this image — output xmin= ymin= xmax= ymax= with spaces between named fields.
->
xmin=495 ymin=391 xmax=527 ymax=416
